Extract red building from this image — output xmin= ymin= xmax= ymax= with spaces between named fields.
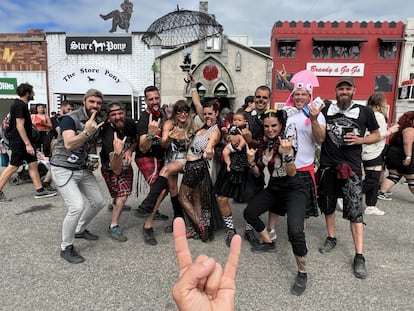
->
xmin=271 ymin=21 xmax=405 ymax=120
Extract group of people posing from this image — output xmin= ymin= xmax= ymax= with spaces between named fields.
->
xmin=1 ymin=72 xmax=413 ymax=299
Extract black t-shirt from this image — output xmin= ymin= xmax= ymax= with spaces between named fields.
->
xmin=100 ymin=117 xmax=137 ymax=166
xmin=320 ymin=102 xmax=379 ymax=174
xmin=8 ymin=98 xmax=33 ymax=147
xmin=246 ymin=111 xmax=264 ymax=140
xmin=135 ymin=111 xmax=165 ymax=159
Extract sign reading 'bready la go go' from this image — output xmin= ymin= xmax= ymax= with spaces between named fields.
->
xmin=65 ymin=36 xmax=132 ymax=54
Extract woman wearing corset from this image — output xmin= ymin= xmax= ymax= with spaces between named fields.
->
xmin=178 ymin=99 xmax=225 ymax=242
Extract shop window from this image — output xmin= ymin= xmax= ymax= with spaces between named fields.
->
xmin=375 ymin=75 xmax=393 ymax=92
xmin=278 ymin=43 xmax=296 ymax=58
xmin=378 ymin=42 xmax=397 ymax=59
xmin=313 ymin=43 xmax=360 ymax=59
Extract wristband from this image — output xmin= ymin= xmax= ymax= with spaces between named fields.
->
xmin=146 ymin=133 xmax=154 ymax=140
xmin=406 ymin=155 xmax=412 ymax=159
xmin=248 ymin=162 xmax=256 ymax=168
xmin=191 ymin=87 xmax=197 ymax=92
xmin=83 ymin=130 xmax=91 ymax=137
xmin=25 ymin=143 xmax=31 ymax=146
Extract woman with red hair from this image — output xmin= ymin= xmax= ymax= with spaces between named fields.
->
xmin=379 ymin=111 xmax=414 ymax=198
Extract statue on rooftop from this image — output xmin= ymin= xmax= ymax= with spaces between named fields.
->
xmin=100 ymin=0 xmax=134 ymax=33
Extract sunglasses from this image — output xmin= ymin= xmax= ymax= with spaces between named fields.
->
xmin=147 ymin=97 xmax=160 ymax=101
xmin=176 ymin=110 xmax=189 ymax=115
xmin=255 ymin=95 xmax=269 ymax=100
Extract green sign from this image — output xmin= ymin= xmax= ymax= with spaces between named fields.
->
xmin=0 ymin=78 xmax=17 ymax=94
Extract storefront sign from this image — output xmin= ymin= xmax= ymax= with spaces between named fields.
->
xmin=0 ymin=78 xmax=17 ymax=94
xmin=54 ymin=67 xmax=133 ymax=95
xmin=306 ymin=63 xmax=365 ymax=77
xmin=66 ymin=36 xmax=132 ymax=54
xmin=401 ymin=79 xmax=414 ymax=86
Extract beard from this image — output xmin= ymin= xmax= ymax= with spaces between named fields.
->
xmin=336 ymin=95 xmax=353 ymax=110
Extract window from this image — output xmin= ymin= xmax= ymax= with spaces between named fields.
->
xmin=277 ymin=38 xmax=299 ymax=58
xmin=276 ymin=73 xmax=293 ymax=90
xmin=378 ymin=42 xmax=397 ymax=59
xmin=313 ymin=43 xmax=361 ymax=59
xmin=205 ymin=36 xmax=222 ymax=52
xmin=278 ymin=43 xmax=296 ymax=58
xmin=375 ymin=75 xmax=393 ymax=92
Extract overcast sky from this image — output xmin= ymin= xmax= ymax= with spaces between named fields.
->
xmin=0 ymin=0 xmax=412 ymax=45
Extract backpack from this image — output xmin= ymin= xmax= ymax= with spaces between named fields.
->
xmin=0 ymin=113 xmax=11 ymax=150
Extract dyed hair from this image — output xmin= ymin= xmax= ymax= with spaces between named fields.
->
xmin=171 ymin=100 xmax=194 ymax=140
xmin=389 ymin=111 xmax=414 ymax=144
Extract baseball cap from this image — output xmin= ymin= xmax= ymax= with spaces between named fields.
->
xmin=83 ymin=88 xmax=103 ymax=101
xmin=336 ymin=77 xmax=355 ymax=88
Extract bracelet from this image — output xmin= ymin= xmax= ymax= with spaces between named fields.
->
xmin=191 ymin=87 xmax=197 ymax=92
xmin=25 ymin=143 xmax=31 ymax=146
xmin=146 ymin=133 xmax=154 ymax=140
xmin=248 ymin=162 xmax=256 ymax=168
xmin=283 ymin=153 xmax=294 ymax=161
xmin=83 ymin=130 xmax=91 ymax=137
xmin=406 ymin=155 xmax=412 ymax=159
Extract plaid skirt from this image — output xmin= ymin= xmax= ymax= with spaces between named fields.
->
xmin=297 ymin=170 xmax=319 ymax=218
xmin=102 ymin=167 xmax=134 ymax=198
xmin=135 ymin=156 xmax=163 ymax=187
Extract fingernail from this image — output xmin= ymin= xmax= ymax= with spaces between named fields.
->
xmin=203 ymin=257 xmax=214 ymax=266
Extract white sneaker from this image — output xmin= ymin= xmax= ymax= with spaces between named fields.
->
xmin=364 ymin=206 xmax=385 ymax=216
xmin=267 ymin=228 xmax=277 ymax=241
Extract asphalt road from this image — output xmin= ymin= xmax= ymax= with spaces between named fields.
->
xmin=0 ymin=166 xmax=413 ymax=311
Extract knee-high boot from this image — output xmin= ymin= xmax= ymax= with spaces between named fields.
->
xmin=139 ymin=176 xmax=168 ymax=212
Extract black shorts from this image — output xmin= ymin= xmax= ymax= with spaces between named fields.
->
xmin=317 ymin=166 xmax=364 ymax=223
xmin=10 ymin=146 xmax=37 ymax=167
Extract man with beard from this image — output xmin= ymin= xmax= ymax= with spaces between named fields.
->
xmin=134 ymin=86 xmax=169 ymax=245
xmin=0 ymin=83 xmax=57 ymax=202
xmin=50 ymin=89 xmax=105 ymax=264
xmin=317 ymin=77 xmax=380 ymax=279
xmin=100 ymin=101 xmax=137 ymax=242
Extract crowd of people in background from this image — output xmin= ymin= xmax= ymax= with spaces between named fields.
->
xmin=1 ymin=69 xmax=413 ymax=305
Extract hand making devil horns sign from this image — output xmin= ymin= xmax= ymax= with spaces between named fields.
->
xmin=172 ymin=217 xmax=241 ymax=311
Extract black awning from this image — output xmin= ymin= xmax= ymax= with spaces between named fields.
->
xmin=313 ymin=37 xmax=368 ymax=43
xmin=276 ymin=37 xmax=301 ymax=43
xmin=378 ymin=37 xmax=405 ymax=42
